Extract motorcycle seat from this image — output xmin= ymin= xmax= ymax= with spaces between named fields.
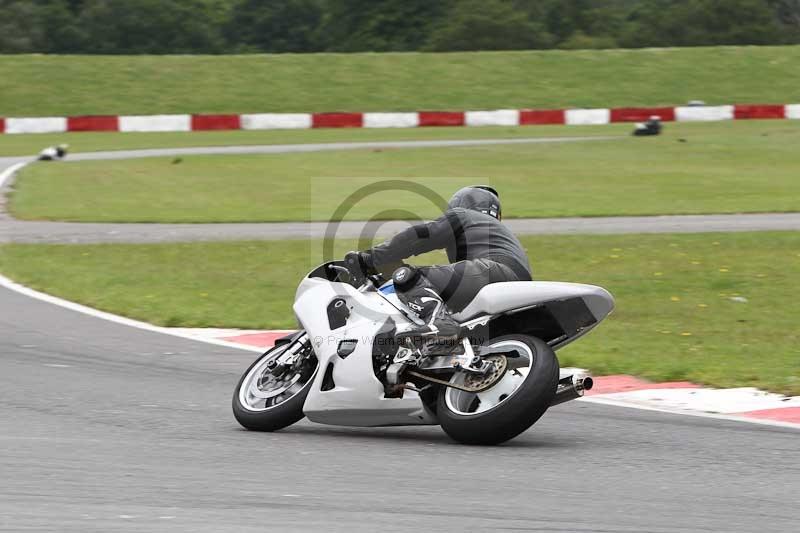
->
xmin=452 ymin=281 xmax=614 ymax=323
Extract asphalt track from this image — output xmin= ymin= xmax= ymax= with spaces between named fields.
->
xmin=3 ymin=140 xmax=800 ymax=243
xmin=1 ymin=284 xmax=798 ymax=532
xmin=1 ymin=139 xmax=799 ymax=531
xmin=5 ymin=214 xmax=800 ymax=244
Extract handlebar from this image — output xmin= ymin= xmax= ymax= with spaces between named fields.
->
xmin=327 ymin=264 xmax=351 ymax=279
xmin=315 ymin=256 xmax=386 ymax=289
xmin=343 ymin=252 xmax=367 ymax=287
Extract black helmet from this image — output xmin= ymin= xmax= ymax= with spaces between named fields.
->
xmin=447 ymin=185 xmax=501 ymax=219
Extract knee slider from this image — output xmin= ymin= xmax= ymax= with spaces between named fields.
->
xmin=391 ymin=266 xmax=419 ymax=289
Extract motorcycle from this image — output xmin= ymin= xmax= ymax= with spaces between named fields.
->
xmin=233 ymin=256 xmax=614 ymax=445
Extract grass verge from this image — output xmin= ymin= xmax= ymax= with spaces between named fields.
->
xmin=2 ymin=47 xmax=800 ymax=116
xmin=1 ymin=232 xmax=798 ymax=394
xmin=8 ymin=121 xmax=800 ymax=222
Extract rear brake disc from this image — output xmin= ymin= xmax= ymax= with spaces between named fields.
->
xmin=408 ymin=354 xmax=508 ymax=393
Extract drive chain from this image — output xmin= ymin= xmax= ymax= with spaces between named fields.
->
xmin=406 ymin=355 xmax=508 ymax=393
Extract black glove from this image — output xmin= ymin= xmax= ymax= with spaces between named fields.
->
xmin=344 ymin=251 xmax=376 ymax=277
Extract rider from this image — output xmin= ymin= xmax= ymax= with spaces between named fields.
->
xmin=352 ymin=186 xmax=532 ymax=352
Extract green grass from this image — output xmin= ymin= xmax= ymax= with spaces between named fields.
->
xmin=0 ymin=123 xmax=618 ymax=157
xmin=1 ymin=232 xmax=798 ymax=394
xmin=2 ymin=47 xmax=800 ymax=116
xmin=9 ymin=121 xmax=800 ymax=222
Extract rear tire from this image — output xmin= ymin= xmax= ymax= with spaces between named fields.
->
xmin=232 ymin=341 xmax=318 ymax=432
xmin=437 ymin=334 xmax=559 ymax=445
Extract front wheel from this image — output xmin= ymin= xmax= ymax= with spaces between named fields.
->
xmin=437 ymin=334 xmax=559 ymax=445
xmin=232 ymin=334 xmax=318 ymax=431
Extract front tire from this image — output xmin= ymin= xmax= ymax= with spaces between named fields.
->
xmin=232 ymin=337 xmax=318 ymax=432
xmin=437 ymin=334 xmax=559 ymax=445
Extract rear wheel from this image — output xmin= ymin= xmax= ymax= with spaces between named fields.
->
xmin=232 ymin=335 xmax=318 ymax=431
xmin=437 ymin=334 xmax=559 ymax=445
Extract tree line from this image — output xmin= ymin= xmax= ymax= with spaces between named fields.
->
xmin=2 ymin=0 xmax=800 ymax=54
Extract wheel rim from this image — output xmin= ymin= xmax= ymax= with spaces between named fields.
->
xmin=444 ymin=339 xmax=534 ymax=416
xmin=238 ymin=340 xmax=317 ymax=412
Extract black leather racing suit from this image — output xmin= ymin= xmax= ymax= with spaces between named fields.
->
xmin=368 ymin=206 xmax=532 ymax=314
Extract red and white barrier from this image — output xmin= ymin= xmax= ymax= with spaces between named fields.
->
xmin=67 ymin=115 xmax=119 ymax=132
xmin=191 ymin=114 xmax=240 ymax=131
xmin=5 ymin=117 xmax=67 ymax=134
xmin=519 ymin=109 xmax=565 ymax=125
xmin=786 ymin=104 xmax=800 ymax=120
xmin=312 ymin=112 xmax=362 ymax=128
xmin=565 ymin=108 xmax=610 ymax=126
xmin=1 ymin=104 xmax=797 ymax=134
xmin=675 ymin=105 xmax=735 ymax=122
xmin=733 ymin=105 xmax=785 ymax=120
xmin=241 ymin=113 xmax=312 ymax=130
xmin=610 ymin=107 xmax=676 ymax=122
xmin=465 ymin=109 xmax=519 ymax=127
xmin=119 ymin=114 xmax=191 ymax=132
xmin=364 ymin=112 xmax=419 ymax=128
xmin=419 ymin=111 xmax=464 ymax=127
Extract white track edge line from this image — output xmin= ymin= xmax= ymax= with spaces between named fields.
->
xmin=0 ymin=161 xmax=29 ymax=188
xmin=580 ymin=396 xmax=800 ymax=430
xmin=0 ymin=272 xmax=263 ymax=353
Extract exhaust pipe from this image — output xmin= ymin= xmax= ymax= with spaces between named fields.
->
xmin=551 ymin=374 xmax=594 ymax=406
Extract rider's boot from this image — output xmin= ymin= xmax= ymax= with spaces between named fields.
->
xmin=392 ymin=267 xmax=461 ymax=358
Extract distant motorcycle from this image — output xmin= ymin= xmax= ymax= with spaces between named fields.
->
xmin=37 ymin=144 xmax=68 ymax=161
xmin=233 ymin=256 xmax=614 ymax=445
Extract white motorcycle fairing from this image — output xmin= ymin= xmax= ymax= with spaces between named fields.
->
xmin=293 ymin=266 xmax=614 ymax=428
xmin=296 ymin=276 xmax=438 ymax=426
